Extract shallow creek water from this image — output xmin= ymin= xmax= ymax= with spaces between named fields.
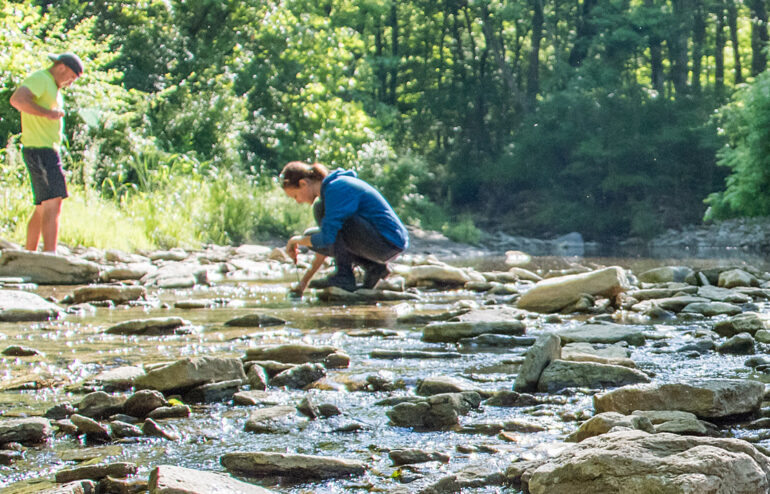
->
xmin=2 ymin=253 xmax=770 ymax=493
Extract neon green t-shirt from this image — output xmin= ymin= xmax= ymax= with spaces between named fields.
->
xmin=20 ymin=69 xmax=63 ymax=149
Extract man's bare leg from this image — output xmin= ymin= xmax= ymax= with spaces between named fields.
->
xmin=25 ymin=205 xmax=43 ymax=251
xmin=40 ymin=197 xmax=63 ymax=253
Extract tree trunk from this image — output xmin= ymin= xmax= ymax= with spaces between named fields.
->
xmin=669 ymin=0 xmax=692 ymax=96
xmin=691 ymin=2 xmax=705 ymax=93
xmin=727 ymin=0 xmax=743 ymax=84
xmin=527 ymin=0 xmax=544 ymax=107
xmin=388 ymin=1 xmax=398 ymax=105
xmin=748 ymin=0 xmax=769 ymax=76
xmin=569 ymin=0 xmax=598 ymax=67
xmin=644 ymin=0 xmax=665 ymax=94
xmin=714 ymin=0 xmax=725 ymax=94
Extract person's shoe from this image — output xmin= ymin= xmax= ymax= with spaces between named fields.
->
xmin=362 ymin=264 xmax=390 ymax=289
xmin=308 ymin=273 xmax=357 ymax=292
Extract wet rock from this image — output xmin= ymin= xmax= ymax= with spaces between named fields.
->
xmin=538 ymin=359 xmax=651 ymax=393
xmin=631 ymin=295 xmax=710 ymax=313
xmin=324 ymin=351 xmax=350 ymax=368
xmin=417 ymin=464 xmax=505 ymax=493
xmin=719 ymin=269 xmax=758 ymax=288
xmin=233 ymin=390 xmax=281 ymax=407
xmin=246 ymin=364 xmax=269 ymax=390
xmin=244 ymin=406 xmax=307 ymax=434
xmin=0 ymin=250 xmax=100 ymax=285
xmin=84 ymin=366 xmax=145 ymax=392
xmin=174 ymin=299 xmax=215 ymax=309
xmin=458 ymin=334 xmax=536 ymax=347
xmin=594 ymin=379 xmax=765 ymax=419
xmin=141 ymin=418 xmax=179 ymax=440
xmin=96 ymin=476 xmax=148 ymax=494
xmin=627 ymin=284 xmax=697 ymax=301
xmin=269 ymin=363 xmax=326 ymax=389
xmin=421 ymin=320 xmax=525 ymax=343
xmin=0 ymin=449 xmax=22 ymax=465
xmin=123 ymin=390 xmax=168 ymax=418
xmin=70 ymin=414 xmax=111 ymax=442
xmin=714 ymin=312 xmax=769 ymax=337
xmin=637 ymin=266 xmax=694 ymax=283
xmin=317 ymin=287 xmax=420 ymax=301
xmin=55 ymin=462 xmax=137 ymax=483
xmin=565 ymin=411 xmax=654 ymax=442
xmin=243 ymin=344 xmax=340 ymax=365
xmin=484 ymin=391 xmax=540 ymax=407
xmin=389 ymin=449 xmax=450 ymax=466
xmin=387 ymin=392 xmax=482 ymax=429
xmin=697 ymin=285 xmax=752 ymax=304
xmin=184 ymin=379 xmax=242 ymax=403
xmin=514 ymin=333 xmax=561 ymax=393
xmin=681 ymin=301 xmax=742 ymax=317
xmin=109 ymin=420 xmax=144 ymax=439
xmin=370 ymin=349 xmax=462 ymax=359
xmin=556 ymin=323 xmax=646 ymax=346
xmin=141 ymin=262 xmax=199 ymax=288
xmin=396 ymin=307 xmax=471 ymax=324
xmin=77 ymin=391 xmax=126 ymax=419
xmin=676 ymin=339 xmax=715 ymax=354
xmin=224 ymin=313 xmax=286 ymax=327
xmin=0 ymin=289 xmax=63 ymax=322
xmin=247 ymin=361 xmax=294 ymax=378
xmin=134 ymin=356 xmax=246 ymax=393
xmin=2 ymin=344 xmax=41 ymax=356
xmin=405 ymin=263 xmax=485 ymax=287
xmin=70 ymin=285 xmax=145 ymax=305
xmin=147 ymin=404 xmax=191 ymax=420
xmin=417 ymin=376 xmax=477 ymax=396
xmin=518 ymin=429 xmax=770 ymax=494
xmin=38 ymin=480 xmax=96 ymax=494
xmin=0 ymin=417 xmax=52 ymax=444
xmin=221 ymin=451 xmax=366 ymax=480
xmin=717 ymin=332 xmax=755 ymax=355
xmin=101 ymin=262 xmax=156 ymax=282
xmin=46 ymin=402 xmax=77 ymax=420
xmin=105 ymin=317 xmax=189 ymax=336
xmin=149 ymin=464 xmax=275 ymax=493
xmin=517 ymin=266 xmax=629 ymax=313
xmin=632 ymin=410 xmax=713 ymax=436
xmin=561 ymin=342 xmax=634 ymax=367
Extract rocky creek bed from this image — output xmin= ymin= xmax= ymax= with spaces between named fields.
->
xmin=2 ymin=234 xmax=770 ymax=493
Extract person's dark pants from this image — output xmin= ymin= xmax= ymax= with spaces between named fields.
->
xmin=22 ymin=147 xmax=68 ymax=205
xmin=310 ymin=216 xmax=403 ymax=280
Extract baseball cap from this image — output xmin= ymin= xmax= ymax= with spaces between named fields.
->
xmin=48 ymin=52 xmax=84 ymax=76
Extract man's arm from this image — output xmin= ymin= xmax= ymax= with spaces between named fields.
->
xmin=10 ymin=86 xmax=63 ymax=120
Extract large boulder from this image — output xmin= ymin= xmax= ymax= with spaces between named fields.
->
xmin=517 ymin=429 xmax=770 ymax=494
xmin=517 ymin=267 xmax=629 ymax=313
xmin=0 ymin=289 xmax=63 ymax=322
xmin=387 ymin=392 xmax=482 ymax=429
xmin=134 ymin=357 xmax=246 ymax=393
xmin=0 ymin=251 xmax=100 ymax=284
xmin=594 ymin=379 xmax=765 ymax=419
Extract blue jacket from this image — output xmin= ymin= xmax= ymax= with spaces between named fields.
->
xmin=310 ymin=169 xmax=409 ymax=251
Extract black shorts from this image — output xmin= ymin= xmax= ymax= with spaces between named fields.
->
xmin=22 ymin=147 xmax=68 ymax=205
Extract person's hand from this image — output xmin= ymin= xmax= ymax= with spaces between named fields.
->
xmin=289 ymin=282 xmax=306 ymax=297
xmin=286 ymin=235 xmax=302 ymax=264
xmin=46 ymin=109 xmax=65 ymax=120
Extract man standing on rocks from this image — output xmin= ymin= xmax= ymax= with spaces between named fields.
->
xmin=10 ymin=51 xmax=84 ymax=253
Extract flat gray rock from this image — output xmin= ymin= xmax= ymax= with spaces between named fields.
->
xmin=0 ymin=250 xmax=100 ymax=284
xmin=0 ymin=289 xmax=63 ymax=322
xmin=150 ymin=465 xmax=276 ymax=493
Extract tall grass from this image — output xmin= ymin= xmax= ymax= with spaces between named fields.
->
xmin=0 ymin=149 xmax=314 ymax=251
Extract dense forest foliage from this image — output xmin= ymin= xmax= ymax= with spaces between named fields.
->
xmin=2 ymin=0 xmax=770 ymax=248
